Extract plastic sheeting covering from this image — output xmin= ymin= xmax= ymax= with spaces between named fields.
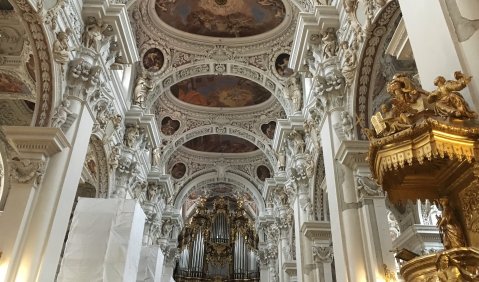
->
xmin=57 ymin=198 xmax=146 ymax=282
xmin=136 ymin=246 xmax=164 ymax=282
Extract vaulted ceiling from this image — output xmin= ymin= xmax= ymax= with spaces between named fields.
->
xmin=131 ymin=0 xmax=297 ymax=217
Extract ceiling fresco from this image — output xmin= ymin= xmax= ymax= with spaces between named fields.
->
xmin=183 ymin=134 xmax=258 ymax=153
xmin=155 ymin=0 xmax=286 ymax=38
xmin=170 ymin=75 xmax=271 ymax=108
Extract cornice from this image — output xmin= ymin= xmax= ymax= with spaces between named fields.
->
xmin=2 ymin=126 xmax=70 ymax=159
xmin=301 ymin=221 xmax=331 ymax=241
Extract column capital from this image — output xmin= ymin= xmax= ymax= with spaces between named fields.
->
xmin=301 ymin=221 xmax=331 ymax=242
xmin=2 ymin=126 xmax=70 ymax=160
xmin=335 ymin=140 xmax=369 ymax=170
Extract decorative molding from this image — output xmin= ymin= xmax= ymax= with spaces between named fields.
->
xmin=354 ymin=0 xmax=400 ymax=139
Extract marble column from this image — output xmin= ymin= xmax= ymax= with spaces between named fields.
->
xmin=320 ymin=111 xmax=368 ymax=282
xmin=336 ymin=140 xmax=397 ymax=281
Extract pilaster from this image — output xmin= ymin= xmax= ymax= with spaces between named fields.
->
xmin=0 ymin=126 xmax=70 ymax=282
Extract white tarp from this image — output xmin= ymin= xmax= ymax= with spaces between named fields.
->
xmin=137 ymin=245 xmax=164 ymax=282
xmin=57 ymin=198 xmax=145 ymax=282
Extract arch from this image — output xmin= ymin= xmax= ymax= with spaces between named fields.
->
xmin=173 ymin=171 xmax=266 ymax=213
xmin=161 ymin=125 xmax=277 ymax=172
xmin=146 ymin=62 xmax=291 ymax=114
xmin=353 ymin=0 xmax=401 ymax=140
xmin=9 ymin=0 xmax=57 ymax=127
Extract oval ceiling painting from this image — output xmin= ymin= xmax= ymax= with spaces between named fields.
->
xmin=155 ymin=0 xmax=286 ymax=38
xmin=184 ymin=134 xmax=258 ymax=153
xmin=171 ymin=75 xmax=271 ymax=108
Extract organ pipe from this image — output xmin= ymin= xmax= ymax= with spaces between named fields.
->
xmin=174 ymin=196 xmax=259 ymax=281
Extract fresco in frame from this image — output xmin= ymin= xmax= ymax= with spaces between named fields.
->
xmin=183 ymin=134 xmax=258 ymax=153
xmin=155 ymin=0 xmax=286 ymax=38
xmin=171 ymin=75 xmax=271 ymax=108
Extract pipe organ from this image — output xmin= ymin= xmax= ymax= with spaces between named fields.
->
xmin=175 ymin=197 xmax=259 ymax=281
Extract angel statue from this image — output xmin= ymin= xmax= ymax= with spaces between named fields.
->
xmin=428 ymin=71 xmax=477 ymax=119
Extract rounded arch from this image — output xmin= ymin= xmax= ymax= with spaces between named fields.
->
xmin=146 ymin=62 xmax=291 ymax=114
xmin=352 ymin=0 xmax=401 ymax=140
xmin=9 ymin=0 xmax=58 ymax=127
xmin=161 ymin=125 xmax=277 ymax=172
xmin=173 ymin=171 xmax=266 ymax=213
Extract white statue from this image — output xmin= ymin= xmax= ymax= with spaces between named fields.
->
xmin=151 ymin=146 xmax=162 ymax=167
xmin=340 ymin=41 xmax=357 ymax=86
xmin=82 ymin=17 xmax=110 ymax=50
xmin=288 ymin=129 xmax=305 ymax=154
xmin=51 ymin=98 xmax=73 ymax=129
xmin=276 ymin=146 xmax=286 ymax=171
xmin=133 ymin=74 xmax=152 ymax=109
xmin=341 ymin=111 xmax=354 ymax=140
xmin=52 ymin=30 xmax=70 ymax=64
xmin=321 ymin=27 xmax=338 ymax=59
xmin=285 ymin=75 xmax=302 ymax=112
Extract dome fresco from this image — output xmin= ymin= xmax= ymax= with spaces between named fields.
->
xmin=183 ymin=134 xmax=258 ymax=153
xmin=170 ymin=75 xmax=271 ymax=108
xmin=155 ymin=0 xmax=286 ymax=38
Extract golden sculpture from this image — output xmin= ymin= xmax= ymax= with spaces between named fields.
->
xmin=370 ymin=72 xmax=476 ymax=138
xmin=367 ymin=72 xmax=479 ymax=281
xmin=437 ymin=198 xmax=467 ymax=250
xmin=428 ymin=72 xmax=477 ymax=119
xmin=433 ymin=253 xmax=479 ymax=281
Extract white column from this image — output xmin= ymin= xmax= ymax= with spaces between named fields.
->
xmin=18 ymin=98 xmax=95 ymax=282
xmin=57 ymin=198 xmax=145 ymax=282
xmin=336 ymin=140 xmax=396 ymax=281
xmin=0 ymin=126 xmax=70 ymax=282
xmin=399 ymin=0 xmax=479 ymax=110
xmin=320 ymin=113 xmax=367 ymax=282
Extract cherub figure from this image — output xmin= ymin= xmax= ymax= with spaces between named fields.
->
xmin=428 ymin=71 xmax=477 ymax=119
xmin=51 ymin=98 xmax=73 ymax=129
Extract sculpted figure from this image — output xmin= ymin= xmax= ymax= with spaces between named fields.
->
xmin=428 ymin=71 xmax=477 ymax=119
xmin=286 ymin=75 xmax=302 ymax=112
xmin=124 ymin=125 xmax=140 ymax=149
xmin=340 ymin=41 xmax=357 ymax=86
xmin=276 ymin=146 xmax=286 ymax=171
xmin=372 ymin=104 xmax=412 ymax=137
xmin=133 ymin=74 xmax=152 ymax=108
xmin=288 ymin=129 xmax=305 ymax=154
xmin=51 ymin=98 xmax=73 ymax=129
xmin=437 ymin=198 xmax=466 ymax=250
xmin=321 ymin=28 xmax=338 ymax=59
xmin=151 ymin=146 xmax=162 ymax=167
xmin=433 ymin=253 xmax=479 ymax=281
xmin=53 ymin=30 xmax=70 ymax=64
xmin=340 ymin=111 xmax=354 ymax=140
xmin=82 ymin=17 xmax=109 ymax=50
